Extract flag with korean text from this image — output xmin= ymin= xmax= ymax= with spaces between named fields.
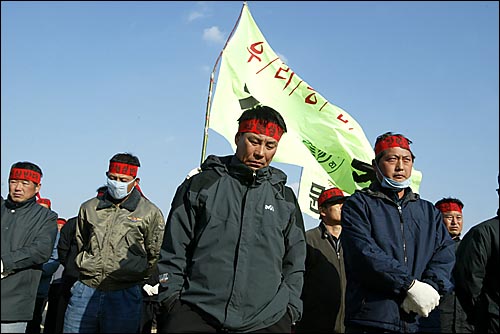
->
xmin=209 ymin=3 xmax=422 ymax=218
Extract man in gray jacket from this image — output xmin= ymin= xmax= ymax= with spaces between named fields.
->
xmin=157 ymin=105 xmax=306 ymax=333
xmin=1 ymin=161 xmax=58 ymax=333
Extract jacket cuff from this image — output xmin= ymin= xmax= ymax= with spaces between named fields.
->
xmin=287 ymin=304 xmax=300 ymax=325
xmin=1 ymin=255 xmax=13 ymax=274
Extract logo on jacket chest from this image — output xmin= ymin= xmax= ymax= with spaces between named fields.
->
xmin=127 ymin=216 xmax=143 ymax=222
xmin=264 ymin=204 xmax=275 ymax=212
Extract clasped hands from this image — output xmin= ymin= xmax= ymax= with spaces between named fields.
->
xmin=143 ymin=283 xmax=159 ymax=296
xmin=401 ymin=279 xmax=440 ymax=317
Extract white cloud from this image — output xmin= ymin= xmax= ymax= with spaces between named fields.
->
xmin=277 ymin=52 xmax=288 ymax=65
xmin=201 ymin=65 xmax=211 ymax=73
xmin=203 ymin=26 xmax=225 ymax=44
xmin=187 ymin=2 xmax=212 ymax=22
xmin=188 ymin=11 xmax=204 ymax=22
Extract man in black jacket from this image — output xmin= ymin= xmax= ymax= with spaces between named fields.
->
xmin=419 ymin=197 xmax=474 ymax=333
xmin=454 ymin=177 xmax=499 ymax=333
xmin=296 ymin=187 xmax=348 ymax=333
xmin=157 ymin=105 xmax=306 ymax=333
xmin=1 ymin=161 xmax=58 ymax=333
xmin=51 ymin=215 xmax=78 ymax=333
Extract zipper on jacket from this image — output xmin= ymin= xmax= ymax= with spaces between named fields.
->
xmin=223 ymin=183 xmax=250 ymax=324
xmin=100 ymin=206 xmax=118 ymax=280
xmin=398 ymin=205 xmax=408 ymax=264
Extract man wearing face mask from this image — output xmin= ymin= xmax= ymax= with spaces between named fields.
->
xmin=340 ymin=132 xmax=456 ymax=333
xmin=63 ymin=153 xmax=165 ymax=333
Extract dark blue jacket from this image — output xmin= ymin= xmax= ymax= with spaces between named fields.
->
xmin=341 ymin=182 xmax=455 ymax=333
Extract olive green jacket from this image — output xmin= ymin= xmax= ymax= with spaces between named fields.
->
xmin=75 ymin=188 xmax=165 ymax=290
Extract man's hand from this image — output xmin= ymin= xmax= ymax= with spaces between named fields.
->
xmin=1 ymin=259 xmax=6 ymax=279
xmin=401 ymin=280 xmax=440 ymax=317
xmin=143 ymin=283 xmax=159 ymax=296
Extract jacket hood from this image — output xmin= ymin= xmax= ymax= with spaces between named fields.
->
xmin=201 ymin=154 xmax=287 ymax=187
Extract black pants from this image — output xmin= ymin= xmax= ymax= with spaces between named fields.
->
xmin=25 ymin=297 xmax=47 ymax=334
xmin=42 ymin=282 xmax=62 ymax=333
xmin=345 ymin=325 xmax=399 ymax=333
xmin=140 ymin=299 xmax=161 ymax=334
xmin=52 ymin=276 xmax=78 ymax=333
xmin=157 ymin=299 xmax=292 ymax=333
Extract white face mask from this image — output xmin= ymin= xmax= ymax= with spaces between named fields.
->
xmin=106 ymin=178 xmax=135 ymax=199
xmin=374 ymin=162 xmax=411 ymax=191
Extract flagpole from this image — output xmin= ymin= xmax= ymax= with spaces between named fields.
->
xmin=200 ymin=2 xmax=247 ymax=166
xmin=297 ymin=166 xmax=304 ymax=196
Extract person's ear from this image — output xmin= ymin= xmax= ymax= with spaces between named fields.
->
xmin=319 ymin=206 xmax=326 ymax=218
xmin=234 ymin=132 xmax=242 ymax=146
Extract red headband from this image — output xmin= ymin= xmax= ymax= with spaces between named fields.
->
xmin=318 ymin=187 xmax=346 ymax=207
xmin=108 ymin=162 xmax=138 ymax=177
xmin=37 ymin=198 xmax=51 ymax=209
xmin=238 ymin=119 xmax=284 ymax=141
xmin=9 ymin=168 xmax=41 ymax=184
xmin=436 ymin=202 xmax=463 ymax=213
xmin=375 ymin=135 xmax=411 ymax=156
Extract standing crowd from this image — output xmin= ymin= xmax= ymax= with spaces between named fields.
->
xmin=1 ymin=105 xmax=498 ymax=333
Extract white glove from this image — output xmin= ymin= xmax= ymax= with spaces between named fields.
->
xmin=1 ymin=259 xmax=5 ymax=279
xmin=402 ymin=280 xmax=440 ymax=317
xmin=142 ymin=283 xmax=159 ymax=296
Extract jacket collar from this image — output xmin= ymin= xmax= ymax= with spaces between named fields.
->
xmin=364 ymin=180 xmax=419 ymax=204
xmin=228 ymin=155 xmax=273 ymax=186
xmin=5 ymin=195 xmax=37 ymax=210
xmin=201 ymin=154 xmax=287 ymax=187
xmin=97 ymin=187 xmax=141 ymax=211
xmin=319 ymin=221 xmax=330 ymax=239
xmin=318 ymin=221 xmax=341 ymax=240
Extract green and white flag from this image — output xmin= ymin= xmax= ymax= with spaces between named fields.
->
xmin=209 ymin=3 xmax=422 ymax=218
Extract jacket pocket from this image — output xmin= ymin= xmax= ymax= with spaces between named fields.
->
xmin=125 ymin=232 xmax=147 ymax=257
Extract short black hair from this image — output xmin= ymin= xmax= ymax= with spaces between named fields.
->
xmin=237 ymin=105 xmax=287 ymax=133
xmin=109 ymin=153 xmax=141 ymax=167
xmin=374 ymin=131 xmax=415 ymax=162
xmin=10 ymin=161 xmax=43 ymax=182
xmin=435 ymin=197 xmax=464 ymax=209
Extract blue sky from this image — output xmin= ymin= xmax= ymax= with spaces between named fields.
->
xmin=1 ymin=1 xmax=498 ymax=233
